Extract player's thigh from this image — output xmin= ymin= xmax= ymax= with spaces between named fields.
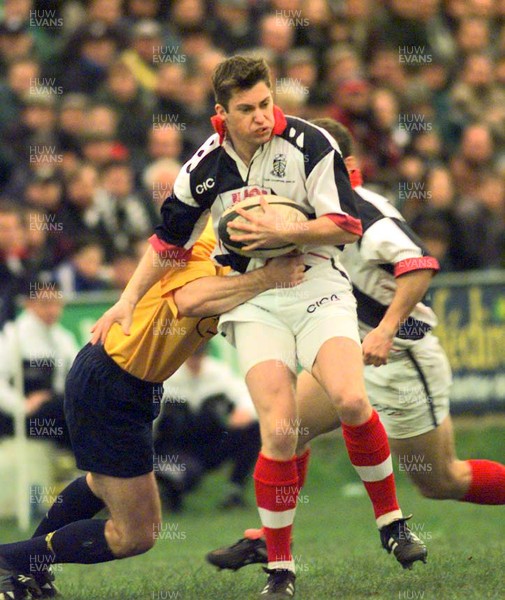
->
xmin=234 ymin=320 xmax=297 ymax=422
xmin=87 ymin=471 xmax=161 ymax=533
xmin=230 ymin=316 xmax=297 ymax=379
xmin=296 ymin=370 xmax=340 ymax=446
xmin=246 ymin=360 xmax=298 ymax=443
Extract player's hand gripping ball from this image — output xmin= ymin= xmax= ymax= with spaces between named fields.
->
xmin=218 ymin=195 xmax=309 ymax=258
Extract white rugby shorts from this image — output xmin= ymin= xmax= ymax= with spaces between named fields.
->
xmin=218 ymin=260 xmax=361 ymax=375
xmin=365 ymin=333 xmax=452 ymax=439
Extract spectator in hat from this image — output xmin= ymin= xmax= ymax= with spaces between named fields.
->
xmin=58 ymin=22 xmax=121 ymax=94
xmin=121 ymin=19 xmax=164 ymax=92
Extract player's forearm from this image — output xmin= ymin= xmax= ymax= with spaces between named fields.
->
xmin=174 ymin=269 xmax=273 ymax=317
xmin=282 ymin=216 xmax=359 ymax=246
xmin=378 ymin=269 xmax=435 ymax=337
xmin=120 ymin=244 xmax=176 ymax=305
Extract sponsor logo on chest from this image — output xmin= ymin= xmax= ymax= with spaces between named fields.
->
xmin=223 ymin=186 xmax=272 ymax=206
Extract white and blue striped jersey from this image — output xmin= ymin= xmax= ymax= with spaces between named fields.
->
xmin=341 ymin=185 xmax=440 ymax=347
xmin=151 ymin=107 xmax=362 ymax=273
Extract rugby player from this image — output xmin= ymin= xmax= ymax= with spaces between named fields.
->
xmin=0 ymin=222 xmax=305 ymax=600
xmin=206 ymin=119 xmax=505 ymax=573
xmin=113 ymin=55 xmax=426 ymax=598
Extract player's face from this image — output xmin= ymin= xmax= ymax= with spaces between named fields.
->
xmin=217 ymin=82 xmax=275 ymax=151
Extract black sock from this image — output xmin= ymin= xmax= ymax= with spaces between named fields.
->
xmin=1 ymin=520 xmax=115 ymax=574
xmin=32 ymin=476 xmax=105 ymax=538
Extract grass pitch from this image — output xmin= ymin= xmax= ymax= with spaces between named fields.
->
xmin=1 ymin=418 xmax=504 ymax=599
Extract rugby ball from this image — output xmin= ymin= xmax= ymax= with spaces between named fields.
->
xmin=218 ymin=195 xmax=309 ymax=258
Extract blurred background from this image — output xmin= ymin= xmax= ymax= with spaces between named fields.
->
xmin=0 ymin=0 xmax=505 ymax=527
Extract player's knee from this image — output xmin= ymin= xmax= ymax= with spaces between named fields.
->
xmin=333 ymin=391 xmax=369 ymax=422
xmin=414 ymin=475 xmax=460 ymax=500
xmin=265 ymin=428 xmax=297 ymax=458
xmin=415 ymin=480 xmax=451 ymax=500
xmin=115 ymin=529 xmax=156 ymax=557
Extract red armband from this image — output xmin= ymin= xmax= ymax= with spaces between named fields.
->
xmin=394 ymin=256 xmax=440 ymax=277
xmin=148 ymin=235 xmax=192 ymax=260
xmin=324 ymin=213 xmax=363 ymax=237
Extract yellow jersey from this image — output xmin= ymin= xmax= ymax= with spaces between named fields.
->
xmin=104 ymin=223 xmax=226 ymax=383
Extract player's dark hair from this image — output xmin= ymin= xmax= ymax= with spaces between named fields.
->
xmin=212 ymin=56 xmax=271 ymax=110
xmin=310 ymin=118 xmax=354 ymax=159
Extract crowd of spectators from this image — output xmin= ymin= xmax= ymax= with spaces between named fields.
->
xmin=1 ymin=0 xmax=505 ymax=327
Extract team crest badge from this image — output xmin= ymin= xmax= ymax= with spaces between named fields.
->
xmin=271 ymin=153 xmax=287 ymax=178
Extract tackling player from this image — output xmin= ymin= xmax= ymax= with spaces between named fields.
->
xmin=120 ymin=55 xmax=426 ymax=597
xmin=206 ymin=119 xmax=505 ymax=573
xmin=0 ymin=222 xmax=305 ymax=600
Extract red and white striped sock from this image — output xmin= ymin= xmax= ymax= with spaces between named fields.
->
xmin=245 ymin=449 xmax=310 ymax=542
xmin=254 ymin=453 xmax=299 ymax=572
xmin=342 ymin=410 xmax=402 ymax=528
xmin=461 ymin=459 xmax=505 ymax=504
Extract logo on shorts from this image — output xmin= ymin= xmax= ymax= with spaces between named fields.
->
xmin=271 ymin=153 xmax=287 ymax=178
xmin=306 ymin=294 xmax=339 ymax=313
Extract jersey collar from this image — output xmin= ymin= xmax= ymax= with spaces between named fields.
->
xmin=210 ymin=105 xmax=287 ymax=145
xmin=349 ymin=168 xmax=363 ymax=189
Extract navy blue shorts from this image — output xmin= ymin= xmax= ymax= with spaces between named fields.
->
xmin=64 ymin=343 xmax=162 ymax=478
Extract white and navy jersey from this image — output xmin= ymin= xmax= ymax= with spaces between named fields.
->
xmin=151 ymin=107 xmax=362 ymax=273
xmin=340 ymin=185 xmax=440 ymax=348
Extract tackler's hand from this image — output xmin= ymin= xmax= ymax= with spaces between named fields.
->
xmin=90 ymin=296 xmax=135 ymax=345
